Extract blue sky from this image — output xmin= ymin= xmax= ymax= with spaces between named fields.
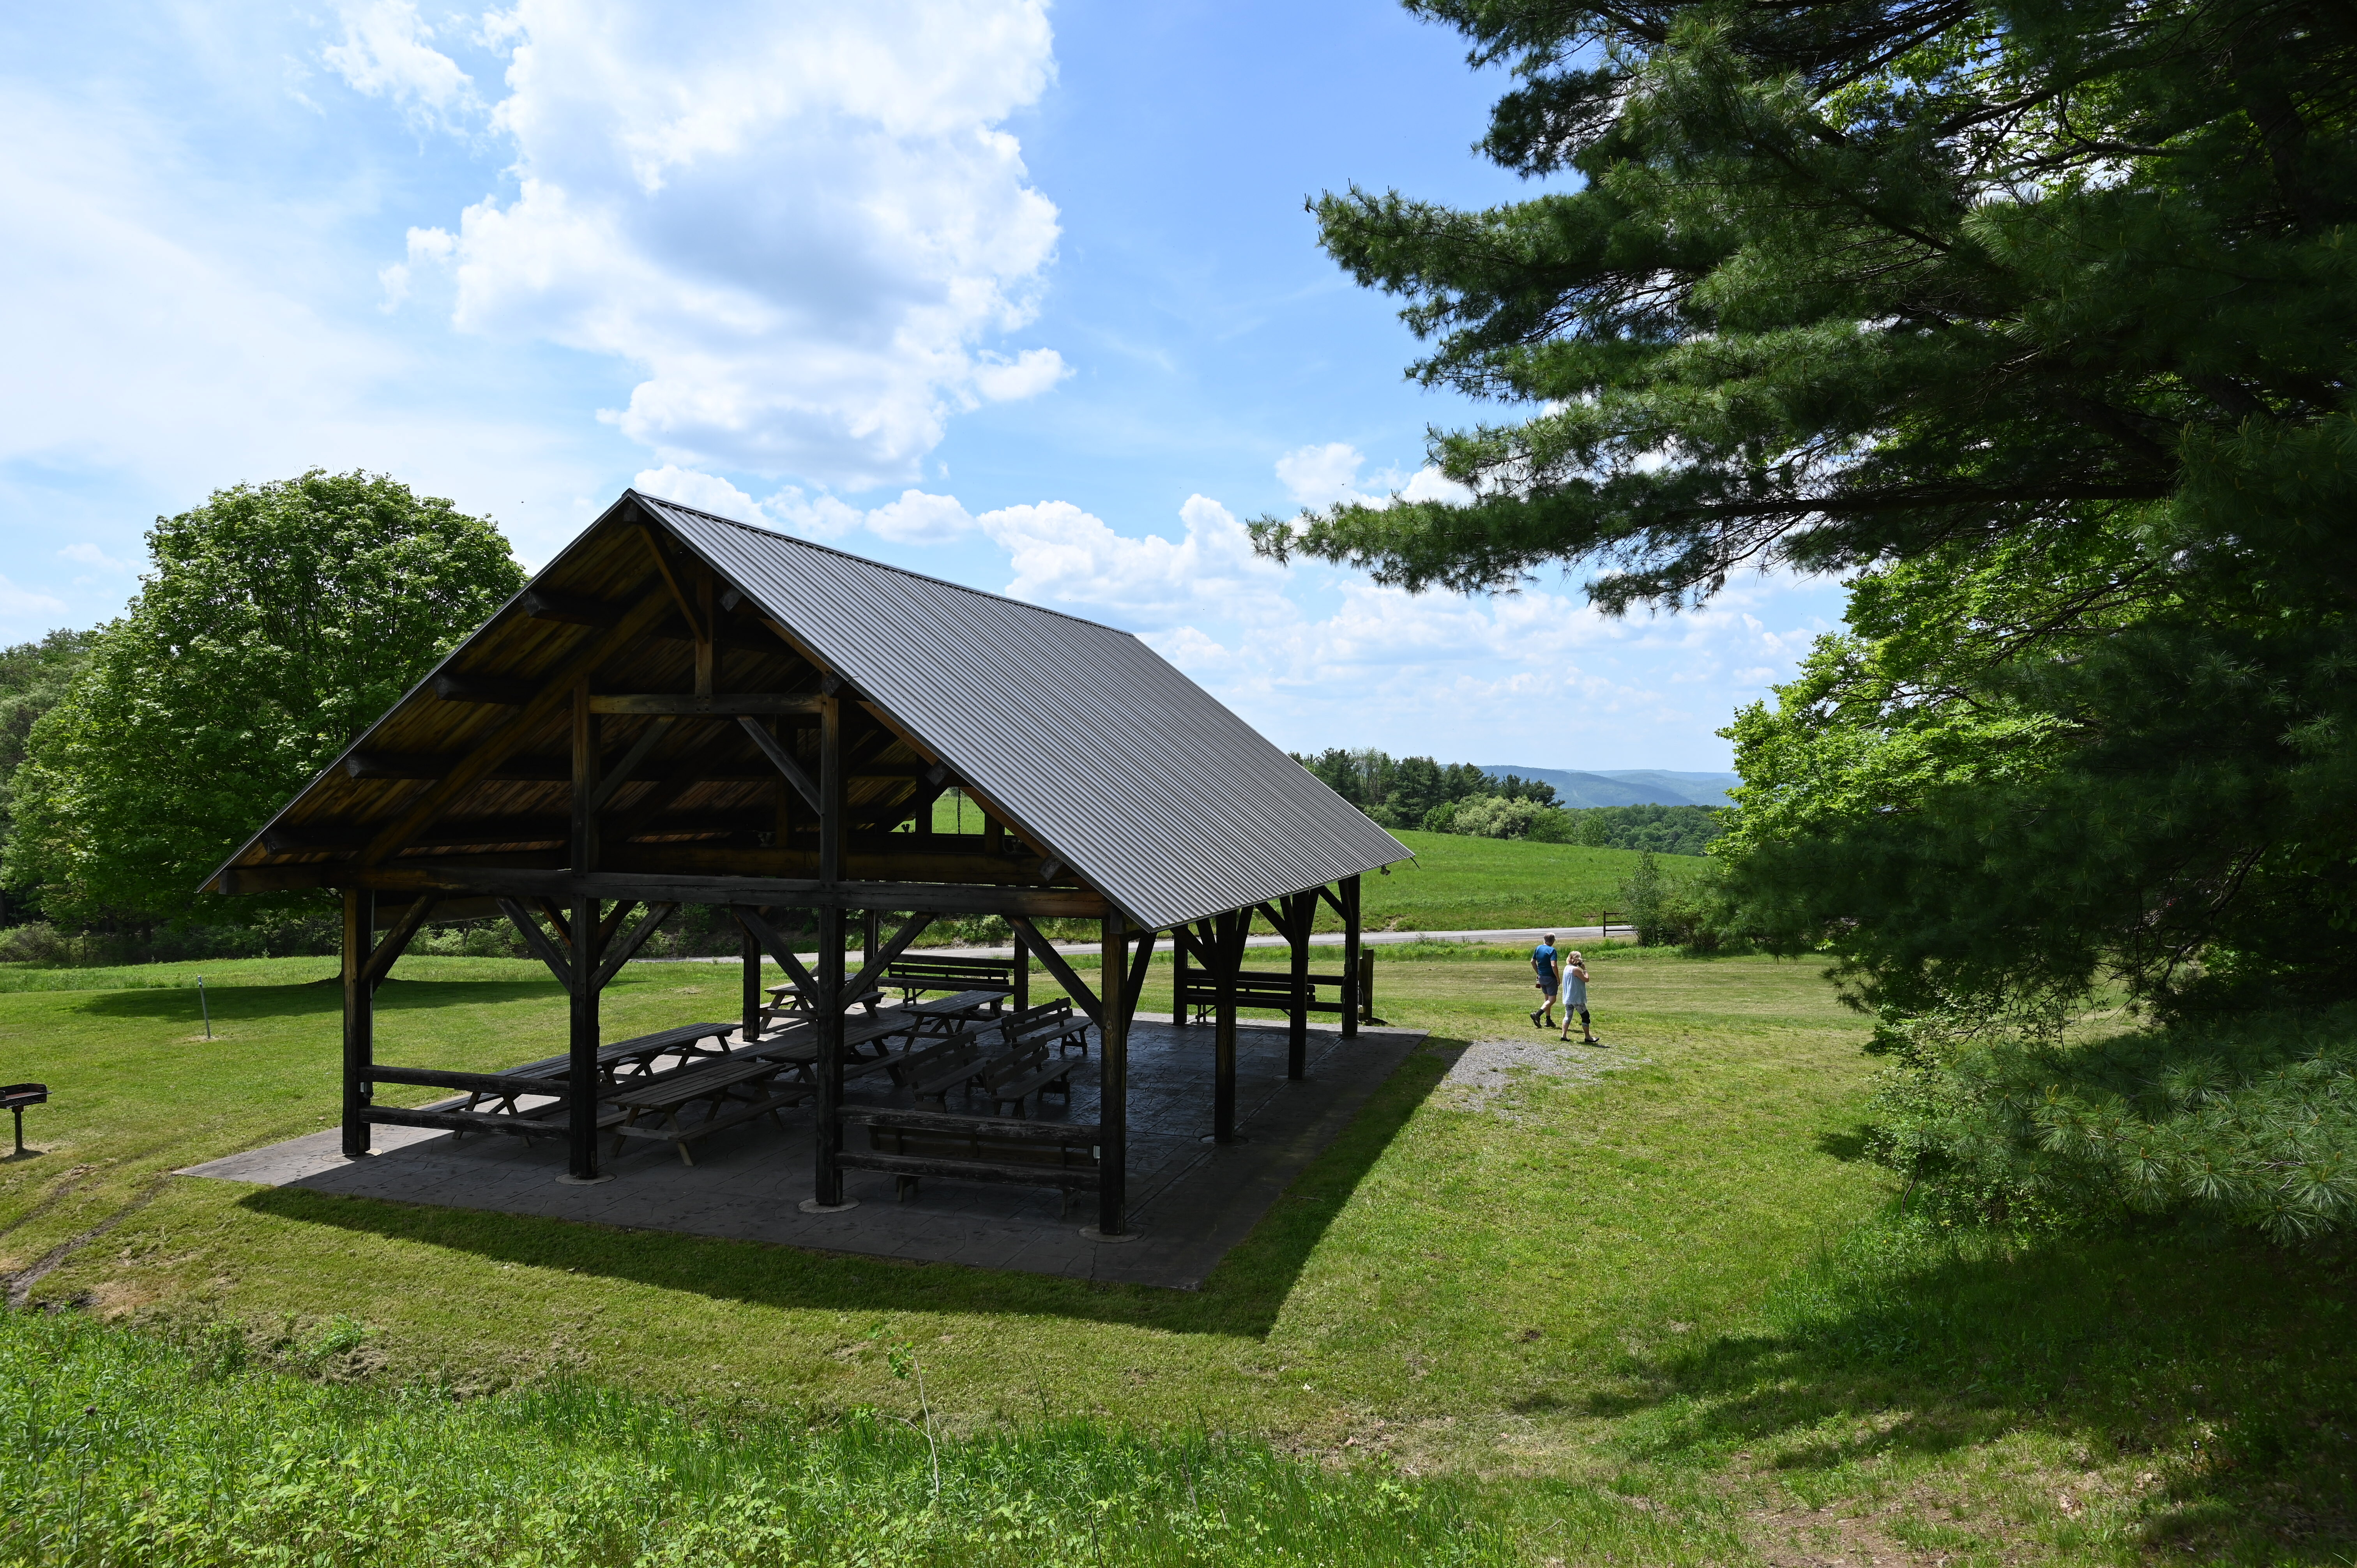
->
xmin=0 ymin=0 xmax=1843 ymax=770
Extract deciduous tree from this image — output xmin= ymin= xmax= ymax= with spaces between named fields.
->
xmin=4 ymin=472 xmax=523 ymax=925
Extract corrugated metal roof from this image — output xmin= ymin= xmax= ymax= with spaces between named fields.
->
xmin=636 ymin=492 xmax=1409 ymax=931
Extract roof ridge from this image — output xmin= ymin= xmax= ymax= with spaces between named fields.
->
xmin=627 ymin=489 xmax=1132 ymax=636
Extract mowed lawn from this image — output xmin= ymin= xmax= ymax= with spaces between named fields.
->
xmin=3 ymin=943 xmax=2352 ymax=1562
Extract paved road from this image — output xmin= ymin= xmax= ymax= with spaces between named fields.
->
xmin=644 ymin=925 xmax=1623 ymax=966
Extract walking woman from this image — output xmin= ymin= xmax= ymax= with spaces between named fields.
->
xmin=1557 ymin=950 xmax=1599 ymax=1045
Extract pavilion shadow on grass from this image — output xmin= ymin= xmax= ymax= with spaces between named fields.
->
xmin=202 ymin=489 xmax=1410 ymax=1236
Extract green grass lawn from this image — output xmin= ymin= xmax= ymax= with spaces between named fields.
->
xmin=2 ymin=944 xmax=2350 ymax=1563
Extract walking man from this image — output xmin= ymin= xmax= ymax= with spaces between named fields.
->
xmin=1530 ymin=934 xmax=1559 ymax=1028
xmin=1557 ymin=950 xmax=1599 ymax=1044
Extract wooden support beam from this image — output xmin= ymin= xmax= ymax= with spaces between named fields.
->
xmin=571 ymin=680 xmax=601 ymax=871
xmin=593 ymin=901 xmax=676 ymax=990
xmin=813 ymin=901 xmax=846 ymax=1207
xmin=1213 ymin=908 xmax=1248 ymax=1144
xmin=590 ymin=693 xmax=825 ymax=716
xmin=735 ymin=906 xmax=817 ymax=996
xmin=638 ymin=523 xmax=703 ymax=643
xmin=740 ymin=922 xmax=762 ymax=1043
xmin=354 ymin=582 xmax=674 ymax=867
xmin=1341 ymin=875 xmax=1362 ymax=1041
xmin=1286 ymin=890 xmax=1313 ymax=1081
xmin=739 ymin=715 xmax=822 ymax=812
xmin=567 ymin=891 xmax=601 ymax=1180
xmin=519 ymin=588 xmax=620 ymax=626
xmin=498 ymin=897 xmax=574 ymax=990
xmin=231 ymin=859 xmax=1107 ymax=915
xmin=1124 ymin=928 xmax=1158 ymax=1031
xmin=359 ymin=895 xmax=439 ymax=991
xmin=586 ymin=716 xmax=675 ymax=814
xmin=341 ymin=888 xmax=374 ymax=1158
xmin=819 ymin=695 xmax=843 ymax=884
xmin=842 ymin=910 xmax=936 ymax=1009
xmin=432 ymin=673 xmax=538 ymax=705
xmin=536 ymin=897 xmax=573 ymax=948
xmin=1097 ymin=911 xmax=1129 ymax=1236
xmin=592 ymin=897 xmax=638 ymax=962
xmin=1007 ymin=913 xmax=1103 ymax=1024
xmin=695 ymin=566 xmax=716 ymax=696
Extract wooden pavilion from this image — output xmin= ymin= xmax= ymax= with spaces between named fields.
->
xmin=203 ymin=489 xmax=1409 ymax=1236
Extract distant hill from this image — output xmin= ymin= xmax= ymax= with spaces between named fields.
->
xmin=1480 ymin=766 xmax=1739 ymax=808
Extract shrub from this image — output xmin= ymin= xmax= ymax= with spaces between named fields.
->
xmin=1449 ymin=796 xmax=1543 ymax=839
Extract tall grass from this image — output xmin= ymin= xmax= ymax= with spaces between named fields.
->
xmin=0 ymin=1311 xmax=1542 ymax=1567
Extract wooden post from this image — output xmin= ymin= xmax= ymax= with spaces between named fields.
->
xmin=340 ymin=887 xmax=374 ymax=1158
xmin=863 ymin=908 xmax=880 ymax=974
xmin=1360 ymin=949 xmax=1375 ymax=1023
xmin=567 ymin=679 xmax=603 ymax=1181
xmin=740 ymin=920 xmax=763 ymax=1043
xmin=566 ymin=895 xmax=601 ymax=1179
xmin=1213 ymin=908 xmax=1240 ymax=1144
xmin=1012 ymin=929 xmax=1030 ymax=1012
xmin=1097 ymin=909 xmax=1129 ymax=1235
xmin=813 ymin=692 xmax=847 ymax=1206
xmin=1171 ymin=929 xmax=1189 ymax=1028
xmin=1340 ymin=874 xmax=1362 ymax=1041
xmin=694 ymin=565 xmax=716 ymax=696
xmin=1286 ymin=891 xmax=1311 ymax=1080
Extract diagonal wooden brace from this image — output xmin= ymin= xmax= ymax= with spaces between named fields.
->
xmin=360 ymin=896 xmax=440 ymax=992
xmin=841 ymin=910 xmax=937 ymax=1006
xmin=735 ymin=906 xmax=818 ymax=998
xmin=594 ymin=901 xmax=678 ymax=990
xmin=1007 ymin=914 xmax=1103 ymax=1026
xmin=737 ymin=715 xmax=823 ymax=812
xmin=498 ymin=897 xmax=574 ymax=990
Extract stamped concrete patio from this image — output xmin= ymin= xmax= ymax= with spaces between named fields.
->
xmin=182 ymin=1016 xmax=1426 ymax=1290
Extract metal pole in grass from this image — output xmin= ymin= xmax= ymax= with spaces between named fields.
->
xmin=198 ymin=975 xmax=211 ymax=1039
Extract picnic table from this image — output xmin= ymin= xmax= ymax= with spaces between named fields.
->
xmin=451 ymin=1021 xmax=741 ymax=1119
xmin=607 ymin=1055 xmax=809 ymax=1165
xmin=891 ymin=987 xmax=1012 ymax=1042
xmin=762 ymin=981 xmax=883 ymax=1029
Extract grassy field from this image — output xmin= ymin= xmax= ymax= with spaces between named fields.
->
xmin=3 ymin=940 xmax=2351 ymax=1563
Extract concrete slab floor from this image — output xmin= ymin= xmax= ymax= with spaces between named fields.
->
xmin=180 ymin=1017 xmax=1428 ymax=1290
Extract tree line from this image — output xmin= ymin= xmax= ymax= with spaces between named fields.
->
xmin=1289 ymin=747 xmax=1724 ymax=854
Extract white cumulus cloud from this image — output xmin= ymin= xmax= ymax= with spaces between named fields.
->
xmin=400 ymin=0 xmax=1065 ymax=489
xmin=321 ymin=1 xmax=479 ymax=129
xmin=1275 ymin=441 xmax=1474 ymax=510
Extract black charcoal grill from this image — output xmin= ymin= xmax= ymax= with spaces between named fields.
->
xmin=1 ymin=1083 xmax=45 ymax=1155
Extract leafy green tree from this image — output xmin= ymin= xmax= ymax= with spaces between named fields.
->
xmin=1259 ymin=0 xmax=2357 ymax=1016
xmin=5 ymin=472 xmax=523 ymax=925
xmin=0 ymin=629 xmax=99 ymax=910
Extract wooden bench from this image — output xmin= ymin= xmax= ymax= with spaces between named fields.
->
xmin=881 ymin=955 xmax=1015 ymax=1002
xmin=984 ymin=1044 xmax=1077 ymax=1117
xmin=1001 ymin=998 xmax=1091 ymax=1059
xmin=606 ymin=1056 xmax=808 ymax=1165
xmin=361 ymin=1068 xmax=626 ymax=1143
xmin=837 ymin=1107 xmax=1100 ymax=1212
xmin=1173 ymin=969 xmax=1349 ymax=1023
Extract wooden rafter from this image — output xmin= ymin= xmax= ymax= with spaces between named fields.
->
xmin=353 ymin=581 xmax=675 ymax=868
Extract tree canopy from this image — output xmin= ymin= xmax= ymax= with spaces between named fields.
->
xmin=4 ymin=472 xmax=523 ymax=925
xmin=1274 ymin=0 xmax=2357 ymax=1231
xmin=1259 ymin=0 xmax=2354 ymax=611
